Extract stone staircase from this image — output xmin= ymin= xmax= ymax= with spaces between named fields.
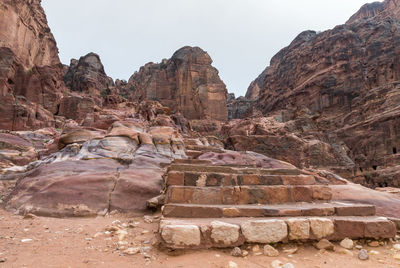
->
xmin=158 ymin=138 xmax=397 ymax=249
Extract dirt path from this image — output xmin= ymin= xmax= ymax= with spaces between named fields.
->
xmin=0 ymin=209 xmax=399 ymax=268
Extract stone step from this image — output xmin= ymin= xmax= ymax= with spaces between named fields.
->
xmin=162 ymin=202 xmax=376 ymax=218
xmin=166 ymin=171 xmax=316 ymax=187
xmin=172 ymin=159 xmax=213 ymax=165
xmin=183 ymin=139 xmax=203 ymax=146
xmin=165 ymin=185 xmax=332 ymax=205
xmin=159 ymin=216 xmax=397 ymax=249
xmin=185 ymin=145 xmax=224 ymax=152
xmin=168 ymin=164 xmax=301 ymax=175
xmin=185 ymin=150 xmax=203 ymax=159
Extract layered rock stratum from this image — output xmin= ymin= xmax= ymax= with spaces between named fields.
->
xmin=123 ymin=46 xmax=228 ymax=121
xmin=227 ymin=0 xmax=400 ymax=189
xmin=1 ymin=0 xmax=400 ymax=225
xmin=0 ymin=0 xmax=64 ymax=130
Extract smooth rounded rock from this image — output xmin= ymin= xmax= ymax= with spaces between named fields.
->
xmin=340 ymin=238 xmax=354 ymax=249
xmin=358 ymin=249 xmax=369 ymax=260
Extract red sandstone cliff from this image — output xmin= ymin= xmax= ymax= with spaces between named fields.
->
xmin=235 ymin=0 xmax=400 ymax=187
xmin=125 ymin=46 xmax=228 ymax=121
xmin=0 ymin=0 xmax=64 ymax=130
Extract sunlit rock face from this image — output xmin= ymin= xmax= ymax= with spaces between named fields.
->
xmin=123 ymin=46 xmax=228 ymax=121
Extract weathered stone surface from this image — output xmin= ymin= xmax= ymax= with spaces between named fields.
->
xmin=315 ymin=239 xmax=334 ymax=250
xmin=241 ymin=220 xmax=287 ymax=243
xmin=263 ymin=245 xmax=279 ymax=257
xmin=64 ymin=53 xmax=114 ymax=102
xmin=286 ymin=218 xmax=310 ymax=240
xmin=161 ymin=225 xmax=201 ymax=247
xmin=3 ymin=121 xmax=187 ymax=216
xmin=124 ymin=46 xmax=228 ymax=121
xmin=340 ymin=238 xmax=354 ymax=249
xmin=229 ymin=0 xmax=400 ymax=188
xmin=210 ymin=221 xmax=240 ymax=245
xmin=309 ymin=218 xmax=334 ymax=239
xmin=0 ymin=0 xmax=64 ymax=130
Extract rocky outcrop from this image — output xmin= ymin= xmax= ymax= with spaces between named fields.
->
xmin=245 ymin=67 xmax=268 ymax=101
xmin=240 ymin=0 xmax=400 ymax=187
xmin=64 ymin=52 xmax=114 ymax=104
xmin=124 ymin=46 xmax=228 ymax=121
xmin=347 ymin=0 xmax=400 ymax=24
xmin=3 ymin=121 xmax=186 ymax=216
xmin=0 ymin=0 xmax=65 ymax=130
xmin=227 ymin=95 xmax=257 ymax=120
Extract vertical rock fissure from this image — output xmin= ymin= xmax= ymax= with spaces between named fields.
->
xmin=107 ymin=168 xmax=121 ymax=213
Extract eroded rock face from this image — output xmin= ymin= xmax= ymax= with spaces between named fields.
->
xmin=3 ymin=121 xmax=187 ymax=216
xmin=124 ymin=46 xmax=228 ymax=121
xmin=347 ymin=0 xmax=400 ymax=24
xmin=0 ymin=0 xmax=65 ymax=130
xmin=238 ymin=0 xmax=400 ymax=187
xmin=64 ymin=53 xmax=114 ymax=103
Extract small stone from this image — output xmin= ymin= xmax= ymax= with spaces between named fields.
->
xmin=335 ymin=247 xmax=353 ymax=256
xmin=340 ymin=238 xmax=354 ymax=249
xmin=241 ymin=250 xmax=249 ymax=257
xmin=143 ymin=216 xmax=153 ymax=223
xmin=271 ymin=260 xmax=284 ymax=268
xmin=368 ymin=241 xmax=379 ymax=247
xmin=227 ymin=261 xmax=238 ymax=268
xmin=231 ymin=247 xmax=242 ymax=257
xmin=355 ymin=245 xmax=363 ymax=250
xmin=252 ymin=244 xmax=260 ymax=253
xmin=116 ymin=229 xmax=128 ymax=241
xmin=369 ymin=250 xmax=380 ymax=255
xmin=85 ymin=238 xmax=92 ymax=241
xmin=123 ymin=247 xmax=140 ymax=255
xmin=0 ymin=258 xmax=6 ymax=263
xmin=264 ymin=245 xmax=279 ymax=257
xmin=358 ymin=249 xmax=369 ymax=260
xmin=283 ymin=247 xmax=298 ymax=254
xmin=282 ymin=263 xmax=295 ymax=268
xmin=21 ymin=238 xmax=33 ymax=243
xmin=393 ymin=244 xmax=400 ymax=251
xmin=23 ymin=213 xmax=36 ymax=219
xmin=315 ymin=239 xmax=334 ymax=250
xmin=394 ymin=253 xmax=400 ymax=260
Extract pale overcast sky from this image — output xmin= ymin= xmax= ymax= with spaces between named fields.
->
xmin=42 ymin=0 xmax=377 ymax=97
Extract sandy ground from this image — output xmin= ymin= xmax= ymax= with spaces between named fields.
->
xmin=0 ymin=208 xmax=400 ymax=268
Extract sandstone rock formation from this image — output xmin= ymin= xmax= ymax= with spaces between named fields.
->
xmin=124 ymin=46 xmax=228 ymax=121
xmin=232 ymin=0 xmax=400 ymax=187
xmin=347 ymin=0 xmax=400 ymax=24
xmin=64 ymin=52 xmax=114 ymax=103
xmin=0 ymin=0 xmax=64 ymax=130
xmin=3 ymin=120 xmax=186 ymax=216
